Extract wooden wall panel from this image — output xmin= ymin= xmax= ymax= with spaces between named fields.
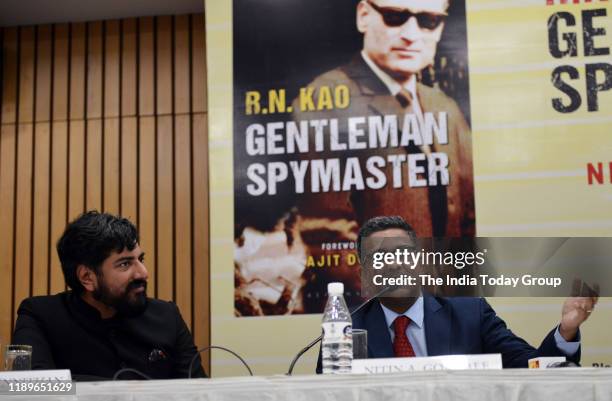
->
xmin=137 ymin=15 xmax=157 ymax=294
xmin=103 ymin=117 xmax=120 ymax=214
xmin=69 ymin=23 xmax=86 ymax=121
xmin=192 ymin=113 xmax=210 ymax=374
xmin=0 ymin=123 xmax=16 ymax=343
xmin=35 ymin=25 xmax=52 ymax=122
xmin=49 ymin=121 xmax=68 ymax=294
xmin=138 ymin=116 xmax=157 ymax=296
xmin=104 ymin=20 xmax=120 ymax=118
xmin=52 ymin=24 xmax=69 ymax=122
xmin=174 ymin=15 xmax=192 ymax=329
xmin=68 ymin=120 xmax=85 ymax=218
xmin=68 ymin=23 xmax=86 ymax=218
xmin=85 ymin=118 xmax=102 ymax=210
xmin=175 ymin=115 xmax=192 ymax=328
xmin=13 ymin=26 xmax=35 ymax=319
xmin=86 ymin=22 xmax=103 ymax=211
xmin=174 ymin=15 xmax=190 ymax=115
xmin=138 ymin=17 xmax=155 ymax=117
xmin=32 ymin=25 xmax=53 ymax=296
xmin=86 ymin=22 xmax=103 ymax=119
xmin=14 ymin=121 xmax=34 ymax=318
xmin=32 ymin=121 xmax=51 ymax=296
xmin=156 ymin=115 xmax=174 ymax=301
xmin=0 ymin=28 xmax=18 ymax=344
xmin=120 ymin=19 xmax=137 ymax=118
xmin=17 ymin=27 xmax=35 ymax=123
xmin=120 ymin=117 xmax=138 ymax=221
xmin=154 ymin=15 xmax=174 ymax=302
xmin=49 ymin=24 xmax=69 ymax=295
xmin=192 ymin=13 xmax=210 ymax=373
xmin=0 ymin=14 xmax=210 ymax=373
xmin=192 ymin=16 xmax=206 ymax=114
xmin=1 ymin=28 xmax=18 ymax=122
xmin=103 ymin=20 xmax=122 ymax=214
xmin=120 ymin=19 xmax=138 ymax=221
xmin=156 ymin=16 xmax=173 ymax=116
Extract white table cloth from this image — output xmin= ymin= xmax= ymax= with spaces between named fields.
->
xmin=9 ymin=368 xmax=612 ymax=401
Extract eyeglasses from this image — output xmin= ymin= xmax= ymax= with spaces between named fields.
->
xmin=366 ymin=0 xmax=447 ymax=30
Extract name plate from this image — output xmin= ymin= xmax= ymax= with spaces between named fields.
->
xmin=0 ymin=369 xmax=72 ymax=381
xmin=352 ymin=354 xmax=502 ymax=374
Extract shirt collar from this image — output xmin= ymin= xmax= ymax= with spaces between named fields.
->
xmin=379 ymin=296 xmax=424 ymax=329
xmin=360 ymin=51 xmax=417 ymax=98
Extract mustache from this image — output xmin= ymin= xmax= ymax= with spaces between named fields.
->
xmin=127 ymin=279 xmax=147 ymax=292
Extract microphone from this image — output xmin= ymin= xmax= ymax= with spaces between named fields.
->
xmin=548 ymin=361 xmax=579 ymax=368
xmin=285 ymin=285 xmax=393 ymax=375
xmin=188 ymin=345 xmax=254 ymax=378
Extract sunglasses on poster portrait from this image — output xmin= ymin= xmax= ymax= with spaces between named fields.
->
xmin=366 ymin=0 xmax=447 ymax=30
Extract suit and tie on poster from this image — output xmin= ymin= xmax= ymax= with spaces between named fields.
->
xmin=233 ymin=0 xmax=475 ymax=316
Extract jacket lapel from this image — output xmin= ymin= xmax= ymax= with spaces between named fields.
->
xmin=416 ymin=82 xmax=437 ymax=114
xmin=424 ymin=295 xmax=452 ymax=356
xmin=368 ymin=95 xmax=406 ymax=121
xmin=342 ymin=55 xmax=406 ymax=118
xmin=341 ymin=54 xmax=389 ymax=95
xmin=359 ymin=297 xmax=452 ymax=358
xmin=361 ymin=302 xmax=394 ymax=358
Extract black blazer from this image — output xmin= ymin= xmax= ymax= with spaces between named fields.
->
xmin=12 ymin=291 xmax=206 ymax=380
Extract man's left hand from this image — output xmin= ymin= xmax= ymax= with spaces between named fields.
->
xmin=559 ymin=296 xmax=598 ymax=341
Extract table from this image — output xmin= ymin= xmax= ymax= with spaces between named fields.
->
xmin=10 ymin=368 xmax=612 ymax=401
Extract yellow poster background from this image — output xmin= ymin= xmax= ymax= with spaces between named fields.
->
xmin=206 ymin=0 xmax=612 ymax=376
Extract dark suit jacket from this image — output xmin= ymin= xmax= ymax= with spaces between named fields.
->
xmin=12 ymin=292 xmax=206 ymax=380
xmin=293 ymin=55 xmax=475 ymax=237
xmin=316 ymin=296 xmax=579 ymax=372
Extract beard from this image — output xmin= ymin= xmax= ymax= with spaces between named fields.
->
xmin=93 ymin=279 xmax=148 ymax=318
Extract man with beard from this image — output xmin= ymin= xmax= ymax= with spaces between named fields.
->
xmin=12 ymin=211 xmax=205 ymax=380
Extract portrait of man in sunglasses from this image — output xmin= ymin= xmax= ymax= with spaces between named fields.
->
xmin=293 ymin=0 xmax=474 ymax=239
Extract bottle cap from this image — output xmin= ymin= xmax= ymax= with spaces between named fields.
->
xmin=327 ymin=282 xmax=344 ymax=295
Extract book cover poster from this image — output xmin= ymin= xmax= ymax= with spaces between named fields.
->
xmin=232 ymin=0 xmax=474 ymax=316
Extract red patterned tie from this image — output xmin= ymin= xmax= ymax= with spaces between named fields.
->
xmin=393 ymin=316 xmax=416 ymax=357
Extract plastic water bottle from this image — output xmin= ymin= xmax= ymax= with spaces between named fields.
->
xmin=322 ymin=282 xmax=353 ymax=374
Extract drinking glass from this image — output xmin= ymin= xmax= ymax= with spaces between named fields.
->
xmin=352 ymin=329 xmax=368 ymax=360
xmin=4 ymin=345 xmax=32 ymax=371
